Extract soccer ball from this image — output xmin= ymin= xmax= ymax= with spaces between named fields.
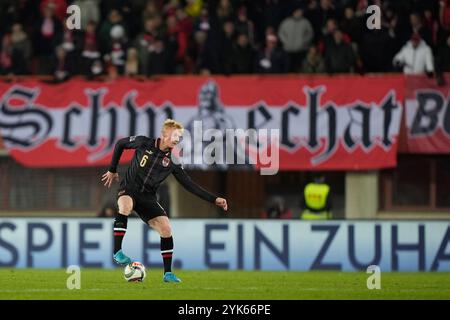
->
xmin=124 ymin=261 xmax=146 ymax=282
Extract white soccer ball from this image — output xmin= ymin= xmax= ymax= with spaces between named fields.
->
xmin=124 ymin=261 xmax=146 ymax=282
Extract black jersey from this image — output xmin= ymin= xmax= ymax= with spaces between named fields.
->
xmin=108 ymin=135 xmax=217 ymax=203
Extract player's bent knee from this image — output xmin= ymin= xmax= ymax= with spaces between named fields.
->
xmin=118 ymin=196 xmax=133 ymax=215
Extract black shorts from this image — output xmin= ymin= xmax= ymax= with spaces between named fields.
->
xmin=117 ymin=187 xmax=167 ymax=223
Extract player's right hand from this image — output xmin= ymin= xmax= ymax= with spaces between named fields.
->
xmin=102 ymin=171 xmax=119 ymax=188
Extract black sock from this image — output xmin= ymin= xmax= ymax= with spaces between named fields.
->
xmin=113 ymin=213 xmax=128 ymax=254
xmin=161 ymin=236 xmax=174 ymax=273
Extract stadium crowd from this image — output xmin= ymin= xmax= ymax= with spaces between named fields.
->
xmin=0 ymin=0 xmax=450 ymax=80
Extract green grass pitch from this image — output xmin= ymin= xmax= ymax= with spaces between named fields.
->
xmin=0 ymin=269 xmax=449 ymax=300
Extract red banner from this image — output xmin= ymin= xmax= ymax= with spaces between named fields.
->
xmin=405 ymin=74 xmax=450 ymax=153
xmin=0 ymin=76 xmax=404 ymax=170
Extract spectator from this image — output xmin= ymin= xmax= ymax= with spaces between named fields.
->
xmin=325 ymin=29 xmax=356 ymax=74
xmin=234 ymin=6 xmax=255 ymax=47
xmin=278 ymin=6 xmax=314 ymax=72
xmin=165 ymin=14 xmax=188 ymax=74
xmin=255 ymin=32 xmax=287 ymax=74
xmin=261 ymin=196 xmax=292 ymax=219
xmin=408 ymin=12 xmax=432 ymax=47
xmin=219 ymin=20 xmax=235 ymax=75
xmin=80 ymin=20 xmax=101 ymax=76
xmin=301 ymin=45 xmax=325 ymax=74
xmin=98 ymin=9 xmax=126 ymax=53
xmin=6 ymin=23 xmax=32 ymax=75
xmin=39 ymin=0 xmax=67 ymax=22
xmin=53 ymin=45 xmax=73 ymax=82
xmin=134 ymin=17 xmax=160 ymax=75
xmin=340 ymin=6 xmax=362 ymax=44
xmin=436 ymin=33 xmax=450 ymax=74
xmin=232 ymin=33 xmax=255 ymax=74
xmin=125 ymin=47 xmax=138 ymax=76
xmin=440 ymin=0 xmax=450 ymax=31
xmin=34 ymin=3 xmax=63 ymax=74
xmin=216 ymin=0 xmax=234 ymax=27
xmin=107 ymin=24 xmax=128 ymax=75
xmin=361 ymin=27 xmax=396 ymax=73
xmin=300 ymin=173 xmax=332 ymax=220
xmin=147 ymin=37 xmax=169 ymax=76
xmin=393 ymin=33 xmax=434 ymax=75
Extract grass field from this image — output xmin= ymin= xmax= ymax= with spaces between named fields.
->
xmin=0 ymin=269 xmax=449 ymax=300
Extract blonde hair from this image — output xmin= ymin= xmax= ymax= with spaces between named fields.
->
xmin=162 ymin=119 xmax=184 ymax=132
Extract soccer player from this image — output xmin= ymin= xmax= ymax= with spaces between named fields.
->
xmin=101 ymin=119 xmax=228 ymax=283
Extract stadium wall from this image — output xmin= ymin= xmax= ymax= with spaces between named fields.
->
xmin=0 ymin=218 xmax=449 ymax=271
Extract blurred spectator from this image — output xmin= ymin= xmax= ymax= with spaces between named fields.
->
xmin=98 ymin=9 xmax=126 ymax=54
xmin=234 ymin=6 xmax=255 ymax=47
xmin=97 ymin=201 xmax=118 ymax=218
xmin=188 ymin=29 xmax=217 ymax=74
xmin=125 ymin=47 xmax=138 ymax=76
xmin=219 ymin=20 xmax=235 ymax=75
xmin=34 ymin=3 xmax=63 ymax=74
xmin=216 ymin=0 xmax=234 ymax=27
xmin=107 ymin=24 xmax=128 ymax=75
xmin=278 ymin=5 xmax=314 ymax=72
xmin=408 ymin=12 xmax=432 ymax=47
xmin=232 ymin=33 xmax=255 ymax=74
xmin=255 ymin=31 xmax=287 ymax=74
xmin=436 ymin=34 xmax=450 ymax=74
xmin=301 ymin=45 xmax=325 ymax=74
xmin=165 ymin=13 xmax=188 ymax=74
xmin=134 ymin=16 xmax=164 ymax=75
xmin=80 ymin=21 xmax=101 ymax=76
xmin=325 ymin=29 xmax=356 ymax=74
xmin=147 ymin=37 xmax=168 ymax=76
xmin=340 ymin=6 xmax=363 ymax=44
xmin=393 ymin=34 xmax=434 ymax=75
xmin=300 ymin=173 xmax=332 ymax=220
xmin=261 ymin=196 xmax=292 ymax=219
xmin=185 ymin=0 xmax=203 ymax=18
xmin=1 ymin=23 xmax=32 ymax=75
xmin=361 ymin=27 xmax=396 ymax=73
xmin=440 ymin=0 xmax=450 ymax=31
xmin=0 ymin=33 xmax=13 ymax=75
xmin=39 ymin=0 xmax=67 ymax=22
xmin=53 ymin=45 xmax=73 ymax=82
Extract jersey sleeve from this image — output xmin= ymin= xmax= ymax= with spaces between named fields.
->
xmin=108 ymin=136 xmax=149 ymax=173
xmin=172 ymin=164 xmax=217 ymax=203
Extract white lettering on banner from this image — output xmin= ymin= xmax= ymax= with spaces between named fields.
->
xmin=0 ymin=219 xmax=449 ymax=271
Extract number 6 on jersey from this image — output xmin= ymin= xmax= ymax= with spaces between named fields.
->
xmin=140 ymin=155 xmax=148 ymax=167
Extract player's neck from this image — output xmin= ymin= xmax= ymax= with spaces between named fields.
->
xmin=158 ymin=138 xmax=170 ymax=152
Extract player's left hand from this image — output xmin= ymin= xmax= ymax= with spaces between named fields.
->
xmin=215 ymin=197 xmax=228 ymax=212
xmin=102 ymin=171 xmax=119 ymax=188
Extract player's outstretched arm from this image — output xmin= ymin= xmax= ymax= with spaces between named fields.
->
xmin=172 ymin=165 xmax=228 ymax=212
